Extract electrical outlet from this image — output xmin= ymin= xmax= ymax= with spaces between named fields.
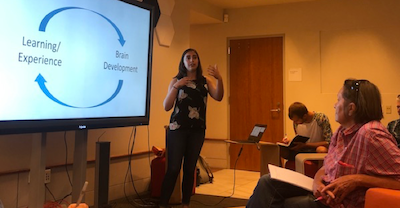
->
xmin=386 ymin=105 xmax=392 ymax=114
xmin=44 ymin=169 xmax=51 ymax=184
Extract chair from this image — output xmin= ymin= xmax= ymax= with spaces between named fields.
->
xmin=294 ymin=153 xmax=327 ymax=176
xmin=364 ymin=188 xmax=400 ymax=208
xmin=285 ymin=160 xmax=319 ymax=178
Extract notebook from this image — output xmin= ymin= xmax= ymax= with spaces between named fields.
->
xmin=268 ymin=164 xmax=313 ymax=191
xmin=277 ymin=135 xmax=309 ymax=148
xmin=226 ymin=124 xmax=267 ymax=144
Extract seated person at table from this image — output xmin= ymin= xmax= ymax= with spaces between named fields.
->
xmin=387 ymin=94 xmax=400 ymax=148
xmin=281 ymin=102 xmax=332 ymax=161
xmin=246 ymin=79 xmax=400 ymax=208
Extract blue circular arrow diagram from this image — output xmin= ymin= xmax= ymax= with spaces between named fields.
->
xmin=39 ymin=7 xmax=126 ymax=46
xmin=35 ymin=74 xmax=123 ymax=108
xmin=36 ymin=7 xmax=126 ymax=108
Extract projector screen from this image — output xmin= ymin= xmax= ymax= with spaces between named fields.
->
xmin=0 ymin=0 xmax=154 ymax=134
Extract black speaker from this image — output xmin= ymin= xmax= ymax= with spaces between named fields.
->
xmin=94 ymin=141 xmax=111 ymax=208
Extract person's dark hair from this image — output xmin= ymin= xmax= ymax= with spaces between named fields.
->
xmin=342 ymin=79 xmax=383 ymax=123
xmin=175 ymin=48 xmax=203 ymax=80
xmin=288 ymin=102 xmax=308 ymax=119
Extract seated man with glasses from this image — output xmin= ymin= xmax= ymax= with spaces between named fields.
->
xmin=246 ymin=79 xmax=400 ymax=208
xmin=282 ymin=102 xmax=332 ymax=160
xmin=281 ymin=102 xmax=332 ymax=177
xmin=387 ymin=94 xmax=400 ymax=148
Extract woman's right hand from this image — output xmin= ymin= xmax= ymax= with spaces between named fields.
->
xmin=174 ymin=77 xmax=192 ymax=89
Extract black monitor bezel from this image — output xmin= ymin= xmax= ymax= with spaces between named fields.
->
xmin=0 ymin=0 xmax=154 ymax=135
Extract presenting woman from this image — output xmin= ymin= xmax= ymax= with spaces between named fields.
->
xmin=159 ymin=48 xmax=224 ymax=208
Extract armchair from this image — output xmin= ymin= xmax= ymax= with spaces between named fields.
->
xmin=364 ymin=188 xmax=400 ymax=208
xmin=294 ymin=153 xmax=327 ymax=175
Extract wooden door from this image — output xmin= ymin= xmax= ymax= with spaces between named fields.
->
xmin=229 ymin=37 xmax=284 ymax=171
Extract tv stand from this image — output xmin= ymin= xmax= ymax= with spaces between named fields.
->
xmin=28 ymin=130 xmax=88 ymax=208
xmin=29 ymin=133 xmax=46 ymax=208
xmin=72 ymin=130 xmax=88 ymax=202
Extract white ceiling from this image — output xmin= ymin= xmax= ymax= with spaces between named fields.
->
xmin=190 ymin=0 xmax=318 ymax=25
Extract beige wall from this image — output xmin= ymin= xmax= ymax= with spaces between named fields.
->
xmin=191 ymin=0 xmax=400 ymax=143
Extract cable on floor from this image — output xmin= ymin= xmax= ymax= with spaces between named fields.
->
xmin=122 ymin=127 xmax=157 ymax=208
xmin=190 ymin=144 xmax=244 ymax=207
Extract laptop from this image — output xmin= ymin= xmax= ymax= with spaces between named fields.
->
xmin=226 ymin=124 xmax=267 ymax=144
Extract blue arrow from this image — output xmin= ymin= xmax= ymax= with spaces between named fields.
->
xmin=39 ymin=7 xmax=126 ymax=46
xmin=35 ymin=73 xmax=77 ymax=108
xmin=35 ymin=74 xmax=124 ymax=108
xmin=87 ymin=80 xmax=123 ymax=108
xmin=94 ymin=12 xmax=126 ymax=46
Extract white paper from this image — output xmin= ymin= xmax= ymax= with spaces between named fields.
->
xmin=268 ymin=164 xmax=313 ymax=191
xmin=288 ymin=68 xmax=302 ymax=81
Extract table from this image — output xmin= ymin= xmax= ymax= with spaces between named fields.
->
xmin=225 ymin=140 xmax=281 ymax=177
xmin=259 ymin=142 xmax=281 ymax=176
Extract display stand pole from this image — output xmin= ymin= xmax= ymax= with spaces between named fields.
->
xmin=94 ymin=141 xmax=111 ymax=208
xmin=72 ymin=129 xmax=88 ymax=202
xmin=29 ymin=133 xmax=47 ymax=208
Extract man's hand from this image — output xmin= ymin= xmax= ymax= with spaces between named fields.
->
xmin=312 ymin=173 xmax=335 ymax=205
xmin=322 ymin=175 xmax=359 ymax=205
xmin=282 ymin=137 xmax=289 ymax=144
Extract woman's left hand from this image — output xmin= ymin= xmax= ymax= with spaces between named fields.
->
xmin=207 ymin=64 xmax=222 ymax=80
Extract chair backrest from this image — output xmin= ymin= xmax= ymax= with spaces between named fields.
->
xmin=294 ymin=153 xmax=327 ymax=174
xmin=364 ymin=188 xmax=400 ymax=208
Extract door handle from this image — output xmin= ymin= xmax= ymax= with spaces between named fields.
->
xmin=270 ymin=108 xmax=281 ymax=112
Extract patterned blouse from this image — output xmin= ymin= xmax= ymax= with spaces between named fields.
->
xmin=169 ymin=76 xmax=208 ymax=130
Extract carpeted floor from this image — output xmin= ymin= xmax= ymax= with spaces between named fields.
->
xmin=184 ymin=194 xmax=247 ymax=208
xmin=108 ymin=193 xmax=248 ymax=208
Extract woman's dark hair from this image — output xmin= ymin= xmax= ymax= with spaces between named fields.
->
xmin=288 ymin=102 xmax=308 ymax=119
xmin=342 ymin=79 xmax=383 ymax=123
xmin=175 ymin=48 xmax=203 ymax=80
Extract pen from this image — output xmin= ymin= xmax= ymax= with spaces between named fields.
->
xmin=314 ymin=196 xmax=323 ymax=202
xmin=338 ymin=161 xmax=355 ymax=168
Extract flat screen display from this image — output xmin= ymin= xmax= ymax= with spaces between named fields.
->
xmin=0 ymin=0 xmax=154 ymax=134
